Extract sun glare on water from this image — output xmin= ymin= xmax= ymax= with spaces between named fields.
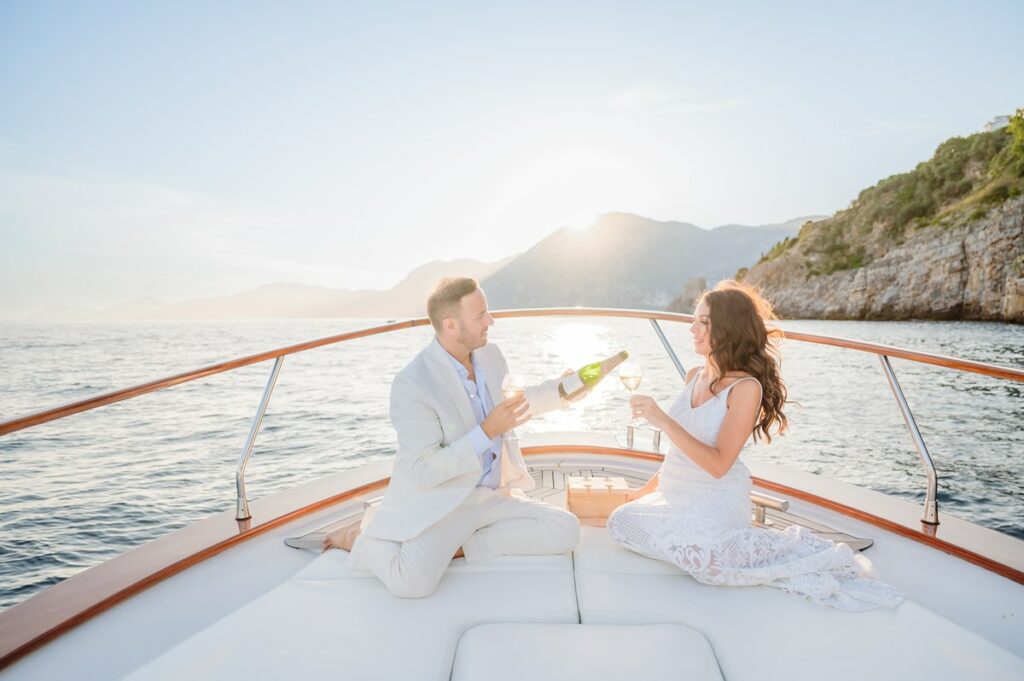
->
xmin=545 ymin=322 xmax=617 ymax=372
xmin=526 ymin=321 xmax=626 ymax=434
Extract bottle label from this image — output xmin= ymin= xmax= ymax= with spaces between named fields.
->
xmin=559 ymin=373 xmax=585 ymax=398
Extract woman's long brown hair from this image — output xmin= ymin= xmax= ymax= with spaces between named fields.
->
xmin=701 ymin=280 xmax=788 ymax=443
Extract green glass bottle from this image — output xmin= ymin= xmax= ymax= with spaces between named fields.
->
xmin=557 ymin=350 xmax=629 ymax=401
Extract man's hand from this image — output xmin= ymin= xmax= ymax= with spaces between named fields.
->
xmin=482 ymin=394 xmax=531 ymax=439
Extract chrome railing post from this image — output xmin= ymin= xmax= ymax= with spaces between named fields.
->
xmin=236 ymin=357 xmax=285 ymax=520
xmin=649 ymin=319 xmax=687 ymax=381
xmin=878 ymin=354 xmax=939 ymax=528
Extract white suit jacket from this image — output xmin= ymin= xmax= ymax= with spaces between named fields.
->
xmin=363 ymin=337 xmax=565 ymax=541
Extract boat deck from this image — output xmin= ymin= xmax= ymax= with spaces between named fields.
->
xmin=3 ymin=450 xmax=1023 ymax=680
xmin=119 ymin=517 xmax=1024 ymax=680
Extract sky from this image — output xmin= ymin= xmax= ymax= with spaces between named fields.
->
xmin=1 ymin=1 xmax=1022 ymax=320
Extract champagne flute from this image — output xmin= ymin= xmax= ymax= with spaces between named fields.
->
xmin=501 ymin=373 xmax=526 ymax=442
xmin=619 ymin=360 xmax=643 ymax=427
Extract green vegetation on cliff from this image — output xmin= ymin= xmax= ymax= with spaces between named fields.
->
xmin=758 ymin=109 xmax=1024 ymax=277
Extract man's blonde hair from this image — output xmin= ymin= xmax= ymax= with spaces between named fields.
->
xmin=427 ymin=277 xmax=479 ymax=333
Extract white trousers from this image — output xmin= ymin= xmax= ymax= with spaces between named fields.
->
xmin=345 ymin=486 xmax=580 ymax=598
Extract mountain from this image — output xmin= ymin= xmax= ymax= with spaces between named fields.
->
xmin=21 ymin=213 xmax=818 ymax=322
xmin=338 ymin=257 xmax=515 ymax=317
xmin=480 ymin=213 xmax=816 ymax=310
xmin=743 ymin=111 xmax=1024 ymax=322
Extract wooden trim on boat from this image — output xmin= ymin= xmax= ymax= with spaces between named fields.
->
xmin=750 ymin=477 xmax=1024 ymax=585
xmin=3 ymin=310 xmax=1021 ymax=437
xmin=0 ymin=476 xmax=390 ymax=671
xmin=522 ymin=444 xmax=664 ymax=462
xmin=522 ymin=445 xmax=1024 ymax=585
xmin=772 ymin=331 xmax=1024 ymax=382
xmin=0 ymin=319 xmax=432 ymax=436
xmin=492 ymin=308 xmax=1024 ymax=382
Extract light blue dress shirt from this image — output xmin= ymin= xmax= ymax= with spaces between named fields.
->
xmin=445 ymin=350 xmax=503 ymax=489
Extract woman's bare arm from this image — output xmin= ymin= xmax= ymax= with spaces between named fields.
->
xmin=631 ymin=380 xmax=761 ymax=479
xmin=627 ymin=472 xmax=660 ymax=501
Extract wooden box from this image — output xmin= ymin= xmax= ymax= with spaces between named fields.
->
xmin=566 ymin=476 xmax=631 ymax=527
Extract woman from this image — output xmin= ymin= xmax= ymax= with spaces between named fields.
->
xmin=607 ymin=280 xmax=902 ymax=611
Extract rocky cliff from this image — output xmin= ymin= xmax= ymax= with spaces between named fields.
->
xmin=743 ymin=114 xmax=1024 ymax=323
xmin=744 ymin=197 xmax=1023 ymax=322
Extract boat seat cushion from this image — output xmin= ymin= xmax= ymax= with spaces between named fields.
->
xmin=126 ymin=549 xmax=578 ymax=681
xmin=451 ymin=623 xmax=723 ymax=681
xmin=293 ymin=546 xmax=572 ymax=580
xmin=574 ymin=527 xmax=1024 ymax=681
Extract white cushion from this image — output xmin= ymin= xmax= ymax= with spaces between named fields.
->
xmin=293 ymin=548 xmax=573 ymax=580
xmin=451 ymin=623 xmax=723 ymax=681
xmin=127 ymin=552 xmax=577 ymax=681
xmin=575 ymin=528 xmax=1024 ymax=681
xmin=572 ymin=525 xmax=686 ymax=576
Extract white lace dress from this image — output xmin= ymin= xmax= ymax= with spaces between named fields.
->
xmin=607 ymin=371 xmax=904 ymax=612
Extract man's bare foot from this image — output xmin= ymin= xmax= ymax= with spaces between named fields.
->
xmin=321 ymin=517 xmax=363 ymax=552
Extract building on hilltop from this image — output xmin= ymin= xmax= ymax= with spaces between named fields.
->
xmin=982 ymin=115 xmax=1010 ymax=132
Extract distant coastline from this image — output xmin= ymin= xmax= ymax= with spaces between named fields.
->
xmin=17 ymin=215 xmax=814 ymax=323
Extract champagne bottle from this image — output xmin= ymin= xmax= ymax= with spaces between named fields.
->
xmin=557 ymin=350 xmax=629 ymax=401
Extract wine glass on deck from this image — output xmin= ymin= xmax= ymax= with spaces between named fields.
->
xmin=619 ymin=360 xmax=643 ymax=427
xmin=501 ymin=373 xmax=527 ymax=442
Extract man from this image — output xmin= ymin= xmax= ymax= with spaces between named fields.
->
xmin=322 ymin=277 xmax=581 ymax=598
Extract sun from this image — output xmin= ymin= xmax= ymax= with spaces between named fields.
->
xmin=476 ymin=147 xmax=658 ymax=236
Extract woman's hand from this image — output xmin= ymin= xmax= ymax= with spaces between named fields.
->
xmin=625 ymin=488 xmax=647 ymax=502
xmin=629 ymin=394 xmax=668 ymax=428
xmin=626 ymin=472 xmax=660 ymax=501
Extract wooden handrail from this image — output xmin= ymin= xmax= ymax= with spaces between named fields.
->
xmin=0 ymin=318 xmax=430 ymax=436
xmin=493 ymin=308 xmax=1024 ymax=381
xmin=2 ymin=308 xmax=1021 ymax=437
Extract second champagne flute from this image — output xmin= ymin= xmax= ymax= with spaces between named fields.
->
xmin=501 ymin=373 xmax=526 ymax=442
xmin=619 ymin=360 xmax=643 ymax=427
